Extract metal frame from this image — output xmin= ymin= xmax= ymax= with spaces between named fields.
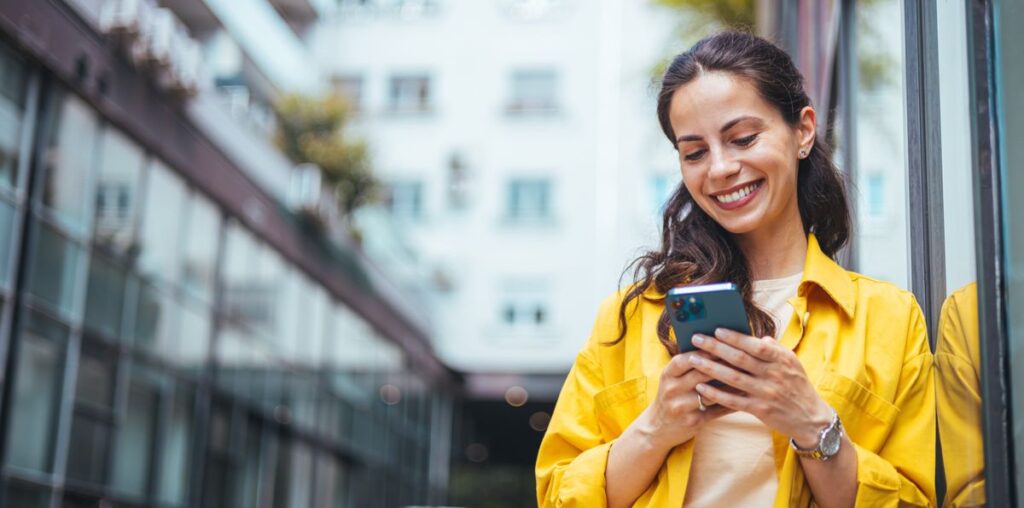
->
xmin=968 ymin=0 xmax=1016 ymax=504
xmin=903 ymin=0 xmax=946 ymax=341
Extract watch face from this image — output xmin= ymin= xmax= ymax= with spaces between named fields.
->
xmin=822 ymin=426 xmax=842 ymax=456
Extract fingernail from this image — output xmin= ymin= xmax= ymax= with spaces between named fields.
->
xmin=715 ymin=328 xmax=726 ymax=338
xmin=695 ymin=383 xmax=707 ymax=392
xmin=692 ymin=334 xmax=705 ymax=345
xmin=689 ymin=355 xmax=702 ymax=365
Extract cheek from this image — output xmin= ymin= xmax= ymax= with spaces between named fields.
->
xmin=679 ymin=165 xmax=705 ymax=195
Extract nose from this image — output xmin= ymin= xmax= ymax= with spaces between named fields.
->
xmin=707 ymin=147 xmax=741 ymax=181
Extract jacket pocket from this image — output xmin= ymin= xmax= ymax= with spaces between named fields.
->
xmin=593 ymin=376 xmax=647 ymax=440
xmin=816 ymin=370 xmax=899 ymax=435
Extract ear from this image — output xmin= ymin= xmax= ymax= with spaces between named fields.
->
xmin=796 ymin=106 xmax=817 ymax=156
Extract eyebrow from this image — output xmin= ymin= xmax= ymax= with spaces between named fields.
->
xmin=675 ymin=115 xmax=765 ymax=143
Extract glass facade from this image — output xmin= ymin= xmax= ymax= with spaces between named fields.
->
xmin=0 ymin=35 xmax=446 ymax=507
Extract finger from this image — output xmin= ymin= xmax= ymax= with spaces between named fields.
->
xmin=677 ymin=369 xmax=713 ymax=391
xmin=692 ymin=334 xmax=766 ymax=374
xmin=696 ymin=382 xmax=750 ymax=412
xmin=662 ymin=351 xmax=704 ymax=378
xmin=714 ymin=328 xmax=778 ymax=362
xmin=700 ymin=404 xmax=735 ymax=421
xmin=688 ymin=354 xmax=757 ymax=393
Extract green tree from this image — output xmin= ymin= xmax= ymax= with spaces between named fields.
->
xmin=274 ymin=93 xmax=378 ymax=217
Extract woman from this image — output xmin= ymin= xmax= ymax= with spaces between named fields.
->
xmin=535 ymin=31 xmax=935 ymax=507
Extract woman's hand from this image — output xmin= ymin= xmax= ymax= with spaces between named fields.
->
xmin=687 ymin=328 xmax=833 ymax=448
xmin=635 ymin=351 xmax=734 ymax=452
xmin=606 ymin=350 xmax=733 ymax=508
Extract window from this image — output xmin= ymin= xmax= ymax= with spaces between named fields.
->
xmin=27 ymin=221 xmax=83 ymax=316
xmin=92 ymin=128 xmax=144 ymax=254
xmin=181 ymin=193 xmax=221 ymax=303
xmin=4 ymin=313 xmax=67 ymax=473
xmin=83 ymin=252 xmax=128 ymax=339
xmin=332 ymin=75 xmax=364 ymax=112
xmin=67 ymin=339 xmax=118 ymax=486
xmin=111 ymin=368 xmax=160 ymax=499
xmin=507 ymin=70 xmax=558 ymax=114
xmin=498 ymin=281 xmax=551 ymax=333
xmin=388 ymin=75 xmax=432 ymax=113
xmin=506 ymin=178 xmax=552 ymax=222
xmin=38 ymin=92 xmax=99 ymax=231
xmin=851 ymin=0 xmax=909 ymax=289
xmin=138 ymin=160 xmax=186 ymax=284
xmin=383 ymin=180 xmax=424 ymax=219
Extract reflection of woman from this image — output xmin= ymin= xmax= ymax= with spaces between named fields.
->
xmin=936 ymin=282 xmax=985 ymax=507
xmin=535 ymin=31 xmax=935 ymax=507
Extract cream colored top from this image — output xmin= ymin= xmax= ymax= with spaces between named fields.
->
xmin=683 ymin=271 xmax=802 ymax=507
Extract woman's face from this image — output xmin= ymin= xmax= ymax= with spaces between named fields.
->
xmin=668 ymin=71 xmax=815 ymax=236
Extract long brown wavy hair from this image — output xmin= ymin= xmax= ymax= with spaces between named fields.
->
xmin=613 ymin=30 xmax=851 ymax=355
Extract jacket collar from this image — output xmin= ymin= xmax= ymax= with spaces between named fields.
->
xmin=638 ymin=233 xmax=855 ymax=318
xmin=799 ymin=233 xmax=856 ymax=318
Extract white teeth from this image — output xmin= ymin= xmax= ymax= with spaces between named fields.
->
xmin=715 ymin=182 xmax=760 ymax=204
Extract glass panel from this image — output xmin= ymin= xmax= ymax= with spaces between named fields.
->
xmin=0 ymin=42 xmax=27 ymax=189
xmin=5 ymin=313 xmax=66 ymax=472
xmin=66 ymin=413 xmax=110 ymax=485
xmin=996 ymin=0 xmax=1024 ymax=501
xmin=175 ymin=298 xmax=211 ymax=369
xmin=2 ymin=480 xmax=51 ymax=508
xmin=852 ymin=0 xmax=909 ymax=288
xmin=133 ymin=282 xmax=178 ymax=352
xmin=221 ymin=222 xmax=263 ymax=330
xmin=83 ymin=251 xmax=127 ymax=338
xmin=138 ymin=160 xmax=185 ymax=284
xmin=235 ymin=417 xmax=262 ymax=508
xmin=111 ymin=369 xmax=160 ymax=498
xmin=181 ymin=193 xmax=220 ymax=302
xmin=39 ymin=91 xmax=99 ymax=230
xmin=92 ymin=128 xmax=144 ymax=254
xmin=27 ymin=220 xmax=82 ymax=315
xmin=157 ymin=386 xmax=193 ymax=506
xmin=74 ymin=339 xmax=116 ymax=409
xmin=933 ymin=2 xmax=985 ymax=507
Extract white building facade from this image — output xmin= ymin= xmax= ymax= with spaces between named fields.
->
xmin=311 ymin=0 xmax=680 ymax=391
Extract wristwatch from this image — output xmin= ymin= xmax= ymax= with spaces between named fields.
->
xmin=789 ymin=408 xmax=843 ymax=461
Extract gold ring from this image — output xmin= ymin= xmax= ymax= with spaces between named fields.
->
xmin=696 ymin=393 xmax=707 ymax=412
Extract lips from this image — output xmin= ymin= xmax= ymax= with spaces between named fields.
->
xmin=710 ymin=180 xmax=764 ymax=210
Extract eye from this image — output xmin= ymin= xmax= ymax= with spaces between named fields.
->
xmin=733 ymin=133 xmax=759 ymax=147
xmin=683 ymin=148 xmax=707 ymax=162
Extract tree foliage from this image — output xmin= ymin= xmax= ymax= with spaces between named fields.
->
xmin=274 ymin=93 xmax=377 ymax=217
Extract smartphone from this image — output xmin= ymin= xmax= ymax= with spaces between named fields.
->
xmin=666 ymin=283 xmax=751 ymax=353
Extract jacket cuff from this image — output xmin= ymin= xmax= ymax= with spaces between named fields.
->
xmin=555 ymin=441 xmax=614 ymax=507
xmin=850 ymin=442 xmax=930 ymax=507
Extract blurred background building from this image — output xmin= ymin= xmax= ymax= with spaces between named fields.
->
xmin=1 ymin=0 xmax=1021 ymax=507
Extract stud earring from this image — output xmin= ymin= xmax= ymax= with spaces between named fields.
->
xmin=799 ymin=149 xmax=807 ymax=159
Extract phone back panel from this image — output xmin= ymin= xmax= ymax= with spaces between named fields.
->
xmin=666 ymin=283 xmax=751 ymax=353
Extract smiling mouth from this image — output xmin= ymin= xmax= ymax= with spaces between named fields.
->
xmin=712 ymin=180 xmax=764 ymax=204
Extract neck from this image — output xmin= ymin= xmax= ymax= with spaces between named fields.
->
xmin=735 ymin=213 xmax=808 ymax=281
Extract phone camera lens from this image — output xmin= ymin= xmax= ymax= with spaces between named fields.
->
xmin=687 ymin=299 xmax=703 ymax=315
xmin=675 ymin=309 xmax=689 ymax=322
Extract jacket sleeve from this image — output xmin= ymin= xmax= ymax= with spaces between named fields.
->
xmin=851 ymin=301 xmax=937 ymax=507
xmin=535 ymin=349 xmax=613 ymax=507
xmin=935 ymin=285 xmax=985 ymax=508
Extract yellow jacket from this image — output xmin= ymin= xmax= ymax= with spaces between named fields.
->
xmin=935 ymin=283 xmax=985 ymax=507
xmin=536 ymin=234 xmax=936 ymax=507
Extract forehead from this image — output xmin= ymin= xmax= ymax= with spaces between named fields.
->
xmin=668 ymin=71 xmax=779 ymax=135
